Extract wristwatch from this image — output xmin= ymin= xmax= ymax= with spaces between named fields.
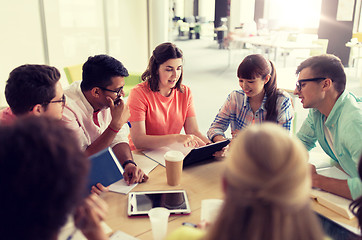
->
xmin=122 ymin=160 xmax=137 ymax=169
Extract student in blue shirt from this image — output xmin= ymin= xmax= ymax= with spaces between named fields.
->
xmin=294 ymin=54 xmax=362 ymax=200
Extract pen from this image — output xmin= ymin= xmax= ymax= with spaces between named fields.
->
xmin=127 ymin=121 xmax=132 ymax=128
xmin=66 ymin=228 xmax=77 ymax=240
xmin=182 ymin=222 xmax=197 ymax=228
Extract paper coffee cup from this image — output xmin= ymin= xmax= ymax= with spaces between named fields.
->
xmin=164 ymin=151 xmax=184 ymax=186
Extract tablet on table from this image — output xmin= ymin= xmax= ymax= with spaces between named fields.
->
xmin=128 ymin=190 xmax=191 ymax=217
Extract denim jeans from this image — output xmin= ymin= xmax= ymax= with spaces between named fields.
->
xmin=316 ymin=213 xmax=360 ymax=240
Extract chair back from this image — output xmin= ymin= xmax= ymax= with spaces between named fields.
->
xmin=352 ymin=32 xmax=362 ymax=42
xmin=63 ymin=65 xmax=141 ymax=96
xmin=64 ymin=64 xmax=83 ymax=85
xmin=124 ymin=72 xmax=142 ymax=97
xmin=310 ymin=39 xmax=329 ymax=56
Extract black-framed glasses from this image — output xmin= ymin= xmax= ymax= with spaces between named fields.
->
xmin=99 ymin=86 xmax=124 ymax=96
xmin=48 ymin=94 xmax=66 ymax=107
xmin=296 ymin=77 xmax=326 ymax=91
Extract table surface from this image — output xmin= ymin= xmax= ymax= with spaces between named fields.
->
xmin=103 ymin=156 xmax=358 ymax=239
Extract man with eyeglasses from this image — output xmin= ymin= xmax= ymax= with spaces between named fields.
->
xmin=62 ymin=54 xmax=148 ymax=192
xmin=294 ymin=54 xmax=362 ymax=200
xmin=0 ymin=64 xmax=65 ymax=125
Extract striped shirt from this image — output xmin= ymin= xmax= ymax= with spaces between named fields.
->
xmin=207 ymin=89 xmax=294 ymax=141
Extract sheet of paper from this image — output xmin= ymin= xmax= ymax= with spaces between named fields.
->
xmin=109 ymin=154 xmax=158 ymax=194
xmin=308 ymin=150 xmax=331 ymax=169
xmin=109 ymin=180 xmax=138 ymax=195
xmin=59 ymin=217 xmax=112 ymax=240
xmin=133 ymin=153 xmax=159 ymax=174
xmin=110 ymin=230 xmax=140 ymax=240
xmin=143 ymin=142 xmax=192 ymax=166
xmin=316 ymin=166 xmax=350 ymax=180
xmin=200 ymin=199 xmax=224 ymax=223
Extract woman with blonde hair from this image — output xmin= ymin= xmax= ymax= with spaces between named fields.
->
xmin=167 ymin=123 xmax=324 ymax=240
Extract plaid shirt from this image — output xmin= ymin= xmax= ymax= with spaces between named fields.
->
xmin=207 ymin=90 xmax=294 ymax=140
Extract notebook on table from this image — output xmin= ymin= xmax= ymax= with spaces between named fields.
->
xmin=88 ymin=147 xmax=124 ymax=190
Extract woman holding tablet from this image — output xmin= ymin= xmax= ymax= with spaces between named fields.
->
xmin=207 ymin=54 xmax=294 ymax=142
xmin=167 ymin=123 xmax=324 ymax=240
xmin=127 ymin=42 xmax=209 ymax=150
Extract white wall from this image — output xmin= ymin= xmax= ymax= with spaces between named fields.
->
xmin=265 ymin=0 xmax=321 ymax=29
xmin=173 ymin=0 xmax=185 ymax=18
xmin=230 ymin=0 xmax=255 ymax=31
xmin=183 ymin=0 xmax=194 ymax=19
xmin=0 ymin=0 xmax=150 ymax=108
xmin=0 ymin=0 xmax=45 ymax=107
xmin=149 ymin=0 xmax=170 ymax=54
xmin=199 ymin=0 xmax=215 ymax=22
xmin=107 ymin=0 xmax=148 ymax=73
xmin=44 ymin=0 xmax=106 ymax=88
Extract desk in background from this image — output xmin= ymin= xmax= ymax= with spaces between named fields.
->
xmin=104 ymin=155 xmax=359 ymax=239
xmin=346 ymin=41 xmax=362 ymax=87
xmin=229 ymin=36 xmax=323 ymax=67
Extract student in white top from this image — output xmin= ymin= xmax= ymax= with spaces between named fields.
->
xmin=62 ymin=55 xmax=148 ymax=191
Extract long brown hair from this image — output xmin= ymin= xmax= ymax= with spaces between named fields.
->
xmin=237 ymin=54 xmax=279 ymax=122
xmin=142 ymin=42 xmax=184 ymax=92
xmin=204 ymin=123 xmax=324 ymax=240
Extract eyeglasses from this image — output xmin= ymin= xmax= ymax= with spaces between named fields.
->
xmin=48 ymin=94 xmax=66 ymax=107
xmin=99 ymin=86 xmax=124 ymax=96
xmin=295 ymin=77 xmax=326 ymax=91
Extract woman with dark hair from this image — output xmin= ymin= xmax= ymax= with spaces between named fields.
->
xmin=127 ymin=42 xmax=210 ymax=150
xmin=0 ymin=116 xmax=108 ymax=240
xmin=207 ymin=54 xmax=294 ymax=142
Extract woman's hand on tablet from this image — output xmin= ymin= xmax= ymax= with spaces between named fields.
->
xmin=176 ymin=134 xmax=205 ymax=148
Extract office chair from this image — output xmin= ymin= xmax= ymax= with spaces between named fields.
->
xmin=124 ymin=72 xmax=142 ymax=97
xmin=63 ymin=64 xmax=83 ymax=85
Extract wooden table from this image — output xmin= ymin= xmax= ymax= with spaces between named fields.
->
xmin=104 ymin=159 xmax=224 ymax=239
xmin=103 ymin=157 xmax=358 ymax=239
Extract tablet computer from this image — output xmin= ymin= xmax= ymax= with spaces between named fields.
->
xmin=128 ymin=190 xmax=191 ymax=217
xmin=183 ymin=139 xmax=230 ymax=167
